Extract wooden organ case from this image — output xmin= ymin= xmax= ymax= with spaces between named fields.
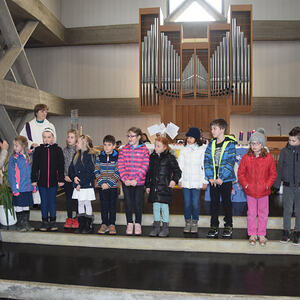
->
xmin=139 ymin=5 xmax=253 ymax=133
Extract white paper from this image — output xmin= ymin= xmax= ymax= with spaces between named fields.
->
xmin=165 ymin=122 xmax=179 ymax=139
xmin=147 ymin=124 xmax=161 ymax=136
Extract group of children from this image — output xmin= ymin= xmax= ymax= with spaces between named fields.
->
xmin=5 ymin=119 xmax=300 ymax=245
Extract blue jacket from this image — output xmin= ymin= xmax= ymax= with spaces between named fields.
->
xmin=68 ymin=150 xmax=95 ymax=189
xmin=204 ymin=135 xmax=237 ymax=182
xmin=8 ymin=153 xmax=34 ymax=195
xmin=94 ymin=150 xmax=120 ymax=188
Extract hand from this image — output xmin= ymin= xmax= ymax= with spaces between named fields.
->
xmin=101 ymin=183 xmax=109 ymax=190
xmin=124 ymin=180 xmax=131 ymax=186
xmin=64 ymin=176 xmax=72 ymax=183
xmin=0 ymin=140 xmax=9 ymax=150
xmin=169 ymin=180 xmax=176 ymax=188
xmin=202 ymin=184 xmax=208 ymax=190
xmin=215 ymin=178 xmax=223 ymax=185
xmin=13 ymin=192 xmax=20 ymax=196
xmin=130 ymin=180 xmax=137 ymax=186
xmin=76 ymin=185 xmax=81 ymax=191
xmin=209 ymin=179 xmax=217 ymax=187
xmin=74 ymin=176 xmax=80 ymax=184
xmin=58 ymin=182 xmax=64 ymax=187
xmin=146 ymin=188 xmax=150 ymax=194
xmin=32 ymin=182 xmax=37 ymax=186
xmin=31 ymin=143 xmax=39 ymax=148
xmin=178 ymin=182 xmax=182 ymax=187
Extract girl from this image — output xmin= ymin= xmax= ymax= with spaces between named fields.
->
xmin=238 ymin=130 xmax=277 ymax=246
xmin=31 ymin=128 xmax=65 ymax=231
xmin=8 ymin=136 xmax=35 ymax=232
xmin=69 ymin=134 xmax=99 ymax=234
xmin=146 ymin=136 xmax=181 ymax=237
xmin=178 ymin=127 xmax=208 ymax=233
xmin=63 ymin=129 xmax=78 ymax=229
xmin=118 ymin=127 xmax=149 ymax=235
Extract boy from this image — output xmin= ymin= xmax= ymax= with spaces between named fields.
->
xmin=274 ymin=126 xmax=300 ymax=245
xmin=204 ymin=119 xmax=237 ymax=238
xmin=95 ymin=135 xmax=120 ymax=235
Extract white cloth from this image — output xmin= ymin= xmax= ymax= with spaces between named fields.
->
xmin=178 ymin=143 xmax=208 ymax=189
xmin=32 ymin=190 xmax=41 ymax=204
xmin=20 ymin=118 xmax=56 ymax=148
xmin=72 ymin=188 xmax=96 ymax=201
xmin=78 ymin=200 xmax=93 ymax=215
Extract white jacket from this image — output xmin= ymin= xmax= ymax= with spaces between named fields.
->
xmin=178 ymin=143 xmax=208 ymax=189
xmin=20 ymin=118 xmax=56 ymax=148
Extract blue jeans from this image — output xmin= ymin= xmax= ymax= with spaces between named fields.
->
xmin=183 ymin=188 xmax=200 ymax=221
xmin=39 ymin=186 xmax=58 ymax=219
xmin=153 ymin=202 xmax=169 ymax=223
xmin=99 ymin=188 xmax=117 ymax=225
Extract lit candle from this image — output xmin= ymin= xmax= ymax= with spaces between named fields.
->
xmin=239 ymin=131 xmax=244 ymax=142
xmin=247 ymin=131 xmax=251 ymax=141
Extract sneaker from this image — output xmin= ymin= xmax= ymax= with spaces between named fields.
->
xmin=249 ymin=235 xmax=257 ymax=246
xmin=72 ymin=218 xmax=79 ymax=229
xmin=126 ymin=223 xmax=134 ymax=235
xmin=280 ymin=230 xmax=290 ymax=243
xmin=97 ymin=224 xmax=109 ymax=234
xmin=222 ymin=226 xmax=233 ymax=238
xmin=40 ymin=220 xmax=48 ymax=231
xmin=258 ymin=235 xmax=267 ymax=246
xmin=190 ymin=220 xmax=198 ymax=233
xmin=292 ymin=231 xmax=300 ymax=245
xmin=64 ymin=218 xmax=73 ymax=229
xmin=183 ymin=219 xmax=191 ymax=233
xmin=207 ymin=227 xmax=219 ymax=238
xmin=108 ymin=224 xmax=117 ymax=235
xmin=49 ymin=221 xmax=58 ymax=231
xmin=134 ymin=223 xmax=142 ymax=235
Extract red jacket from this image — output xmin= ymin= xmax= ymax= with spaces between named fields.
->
xmin=238 ymin=152 xmax=277 ymax=198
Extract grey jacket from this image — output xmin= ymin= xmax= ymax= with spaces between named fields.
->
xmin=274 ymin=143 xmax=300 ymax=188
xmin=63 ymin=145 xmax=76 ymax=177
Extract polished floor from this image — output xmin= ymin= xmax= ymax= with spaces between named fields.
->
xmin=0 ymin=242 xmax=300 ymax=297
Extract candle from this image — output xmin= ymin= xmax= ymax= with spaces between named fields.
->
xmin=239 ymin=131 xmax=244 ymax=142
xmin=247 ymin=131 xmax=251 ymax=141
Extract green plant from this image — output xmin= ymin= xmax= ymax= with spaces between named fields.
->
xmin=0 ymin=161 xmax=15 ymax=225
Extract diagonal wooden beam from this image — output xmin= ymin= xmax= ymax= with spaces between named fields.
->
xmin=0 ymin=46 xmax=21 ymax=79
xmin=19 ymin=21 xmax=39 ymax=46
xmin=0 ymin=104 xmax=18 ymax=146
xmin=165 ymin=0 xmax=194 ymax=23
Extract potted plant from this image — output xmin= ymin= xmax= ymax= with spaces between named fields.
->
xmin=0 ymin=161 xmax=16 ymax=227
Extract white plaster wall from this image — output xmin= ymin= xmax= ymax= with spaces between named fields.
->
xmin=40 ymin=0 xmax=61 ymax=21
xmin=224 ymin=0 xmax=300 ymax=20
xmin=61 ymin=0 xmax=167 ymax=28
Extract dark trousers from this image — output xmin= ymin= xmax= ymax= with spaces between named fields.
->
xmin=210 ymin=181 xmax=233 ymax=227
xmin=64 ymin=181 xmax=78 ymax=218
xmin=99 ymin=188 xmax=118 ymax=225
xmin=39 ymin=186 xmax=57 ymax=219
xmin=122 ymin=184 xmax=144 ymax=224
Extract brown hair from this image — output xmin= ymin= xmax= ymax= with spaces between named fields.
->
xmin=34 ymin=104 xmax=48 ymax=117
xmin=155 ymin=136 xmax=170 ymax=151
xmin=66 ymin=129 xmax=78 ymax=147
xmin=73 ymin=134 xmax=99 ymax=164
xmin=14 ymin=136 xmax=31 ymax=163
xmin=247 ymin=147 xmax=268 ymax=158
xmin=210 ymin=119 xmax=228 ymax=131
xmin=127 ymin=127 xmax=143 ymax=144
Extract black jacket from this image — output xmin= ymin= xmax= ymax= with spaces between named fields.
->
xmin=145 ymin=150 xmax=181 ymax=204
xmin=68 ymin=150 xmax=95 ymax=189
xmin=274 ymin=143 xmax=300 ymax=188
xmin=31 ymin=143 xmax=64 ymax=188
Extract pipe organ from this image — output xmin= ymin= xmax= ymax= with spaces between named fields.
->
xmin=139 ymin=5 xmax=252 ymax=132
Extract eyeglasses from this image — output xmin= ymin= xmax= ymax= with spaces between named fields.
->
xmin=127 ymin=135 xmax=137 ymax=138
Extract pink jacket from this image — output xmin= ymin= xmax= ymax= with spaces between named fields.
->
xmin=118 ymin=143 xmax=149 ymax=186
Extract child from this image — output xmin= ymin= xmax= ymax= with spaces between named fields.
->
xmin=178 ymin=127 xmax=208 ymax=233
xmin=118 ymin=127 xmax=149 ymax=235
xmin=273 ymin=126 xmax=300 ymax=245
xmin=238 ymin=130 xmax=277 ymax=246
xmin=63 ymin=129 xmax=78 ymax=229
xmin=204 ymin=119 xmax=236 ymax=238
xmin=69 ymin=134 xmax=98 ymax=234
xmin=8 ymin=136 xmax=35 ymax=231
xmin=95 ymin=135 xmax=120 ymax=235
xmin=146 ymin=136 xmax=181 ymax=237
xmin=31 ymin=128 xmax=64 ymax=231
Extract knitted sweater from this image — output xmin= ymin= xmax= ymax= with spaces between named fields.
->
xmin=63 ymin=145 xmax=76 ymax=177
xmin=118 ymin=143 xmax=149 ymax=186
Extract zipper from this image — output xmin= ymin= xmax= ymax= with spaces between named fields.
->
xmin=48 ymin=148 xmax=50 ymax=188
xmin=293 ymin=149 xmax=296 ymax=185
xmin=25 ymin=159 xmax=30 ymax=191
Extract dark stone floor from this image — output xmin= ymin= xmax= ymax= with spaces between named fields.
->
xmin=0 ymin=242 xmax=300 ymax=297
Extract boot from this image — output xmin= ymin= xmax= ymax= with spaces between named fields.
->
xmin=49 ymin=217 xmax=58 ymax=231
xmin=77 ymin=214 xmax=86 ymax=233
xmin=190 ymin=220 xmax=198 ymax=233
xmin=149 ymin=221 xmax=160 ymax=237
xmin=83 ymin=215 xmax=94 ymax=234
xmin=15 ymin=212 xmax=24 ymax=231
xmin=159 ymin=222 xmax=169 ymax=237
xmin=40 ymin=217 xmax=49 ymax=231
xmin=183 ymin=219 xmax=191 ymax=233
xmin=23 ymin=211 xmax=35 ymax=231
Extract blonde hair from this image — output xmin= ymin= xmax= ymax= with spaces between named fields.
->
xmin=155 ymin=136 xmax=170 ymax=151
xmin=14 ymin=136 xmax=31 ymax=164
xmin=66 ymin=129 xmax=78 ymax=147
xmin=73 ymin=134 xmax=99 ymax=164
